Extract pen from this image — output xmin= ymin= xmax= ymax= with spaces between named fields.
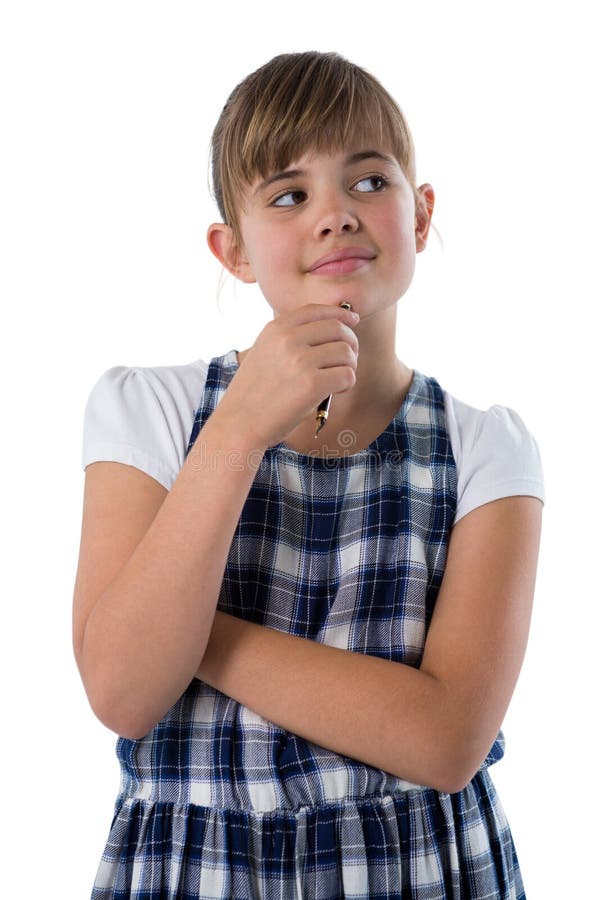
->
xmin=314 ymin=301 xmax=352 ymax=438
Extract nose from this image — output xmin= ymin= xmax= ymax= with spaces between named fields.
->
xmin=312 ymin=192 xmax=359 ymax=238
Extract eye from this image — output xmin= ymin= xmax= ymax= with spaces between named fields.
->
xmin=272 ymin=189 xmax=307 ymax=207
xmin=353 ymin=175 xmax=389 ymax=193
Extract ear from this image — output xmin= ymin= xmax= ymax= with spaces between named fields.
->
xmin=206 ymin=223 xmax=256 ymax=283
xmin=414 ymin=183 xmax=435 ymax=252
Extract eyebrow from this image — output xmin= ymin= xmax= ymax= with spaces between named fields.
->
xmin=252 ymin=150 xmax=396 ymax=197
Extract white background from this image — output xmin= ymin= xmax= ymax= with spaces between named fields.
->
xmin=1 ymin=1 xmax=597 ymax=897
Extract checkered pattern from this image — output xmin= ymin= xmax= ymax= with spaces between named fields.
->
xmin=91 ymin=350 xmax=523 ymax=899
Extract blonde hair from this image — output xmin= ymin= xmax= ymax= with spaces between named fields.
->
xmin=210 ymin=51 xmax=421 ymax=253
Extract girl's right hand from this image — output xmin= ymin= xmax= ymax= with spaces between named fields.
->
xmin=214 ymin=303 xmax=360 ymax=449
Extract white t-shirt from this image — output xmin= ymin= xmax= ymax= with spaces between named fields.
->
xmin=81 ymin=358 xmax=545 ymax=524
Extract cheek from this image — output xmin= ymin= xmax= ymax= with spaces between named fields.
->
xmin=380 ymin=207 xmax=414 ymax=248
xmin=247 ymin=227 xmax=294 ymax=279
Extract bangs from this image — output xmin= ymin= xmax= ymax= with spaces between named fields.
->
xmin=242 ymin=71 xmax=412 ymax=182
xmin=212 ymin=52 xmax=417 ymax=235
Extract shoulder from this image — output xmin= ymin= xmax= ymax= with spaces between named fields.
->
xmin=442 ymin=389 xmax=546 ymax=525
xmin=81 ymin=358 xmax=210 ymax=490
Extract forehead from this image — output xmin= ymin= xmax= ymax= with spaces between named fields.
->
xmin=248 ymin=147 xmax=402 ymax=192
xmin=255 ymin=128 xmax=400 ymax=172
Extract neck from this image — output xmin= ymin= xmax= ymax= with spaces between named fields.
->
xmin=281 ymin=342 xmax=413 ymax=457
xmin=236 ymin=303 xmax=412 ymax=455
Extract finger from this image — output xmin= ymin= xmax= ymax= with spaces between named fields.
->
xmin=300 ymin=318 xmax=360 ymax=354
xmin=306 ymin=341 xmax=359 ymax=371
xmin=287 ymin=302 xmax=360 ymax=328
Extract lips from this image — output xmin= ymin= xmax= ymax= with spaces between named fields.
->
xmin=308 ymin=247 xmax=376 ymax=274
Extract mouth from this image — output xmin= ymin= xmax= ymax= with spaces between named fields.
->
xmin=308 ymin=247 xmax=376 ymax=275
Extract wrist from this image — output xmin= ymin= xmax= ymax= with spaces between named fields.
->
xmin=208 ymin=402 xmax=272 ymax=457
xmin=188 ymin=407 xmax=269 ymax=476
xmin=196 ymin=611 xmax=245 ymax=685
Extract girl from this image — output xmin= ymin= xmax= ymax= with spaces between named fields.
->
xmin=74 ymin=51 xmax=545 ymax=899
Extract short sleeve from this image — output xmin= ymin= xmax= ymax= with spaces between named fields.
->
xmin=446 ymin=398 xmax=546 ymax=525
xmin=81 ymin=362 xmax=207 ymax=490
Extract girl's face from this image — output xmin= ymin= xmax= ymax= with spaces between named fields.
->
xmin=211 ymin=146 xmax=433 ymax=322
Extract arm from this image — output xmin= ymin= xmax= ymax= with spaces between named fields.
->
xmin=74 ymin=410 xmax=268 ymax=740
xmin=196 ymin=495 xmax=543 ymax=793
xmin=198 ymin=610 xmax=444 ymax=785
xmin=74 ymin=305 xmax=360 ymax=741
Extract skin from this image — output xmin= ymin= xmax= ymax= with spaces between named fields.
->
xmin=207 ymin=146 xmax=435 ymax=454
xmin=196 ymin=145 xmax=543 ymax=792
xmin=73 ymin=139 xmax=542 ymax=794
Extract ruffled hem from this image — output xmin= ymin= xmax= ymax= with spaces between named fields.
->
xmin=91 ymin=769 xmax=524 ymax=899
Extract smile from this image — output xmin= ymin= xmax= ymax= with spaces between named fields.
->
xmin=310 ymin=257 xmax=373 ymax=275
xmin=308 ymin=247 xmax=376 ymax=275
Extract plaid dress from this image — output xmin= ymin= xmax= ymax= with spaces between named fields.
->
xmin=91 ymin=350 xmax=525 ymax=899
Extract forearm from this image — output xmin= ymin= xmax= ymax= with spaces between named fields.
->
xmin=196 ymin=612 xmax=460 ymax=792
xmin=81 ymin=412 xmax=267 ymax=740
